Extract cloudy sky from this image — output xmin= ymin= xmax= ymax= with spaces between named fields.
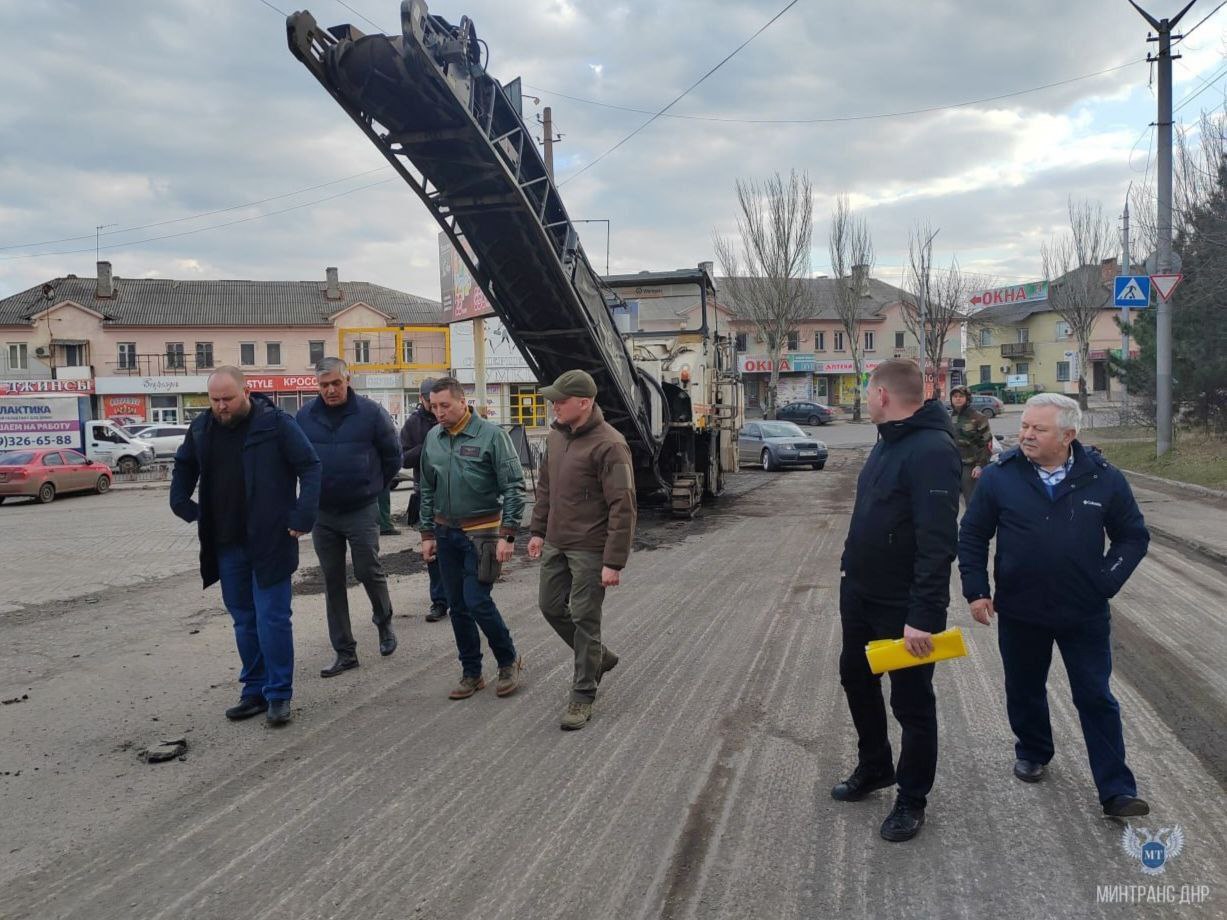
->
xmin=1 ymin=0 xmax=1224 ymax=302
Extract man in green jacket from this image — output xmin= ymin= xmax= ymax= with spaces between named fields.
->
xmin=419 ymin=377 xmax=526 ymax=700
xmin=950 ymin=386 xmax=993 ymax=506
xmin=527 ymin=370 xmax=636 ymax=730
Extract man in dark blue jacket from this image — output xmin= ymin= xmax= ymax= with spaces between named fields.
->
xmin=297 ymin=358 xmax=403 ymax=677
xmin=171 ymin=367 xmax=321 ymax=726
xmin=833 ymin=359 xmax=961 ymax=843
xmin=959 ymin=393 xmax=1150 ymax=818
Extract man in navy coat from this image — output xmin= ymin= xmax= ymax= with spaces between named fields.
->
xmin=959 ymin=393 xmax=1151 ymax=818
xmin=297 ymin=358 xmax=403 ymax=677
xmin=171 ymin=367 xmax=321 ymax=726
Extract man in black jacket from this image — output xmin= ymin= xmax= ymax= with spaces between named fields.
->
xmin=833 ymin=358 xmax=961 ymax=843
xmin=400 ymin=378 xmax=449 ymax=622
xmin=297 ymin=358 xmax=402 ymax=676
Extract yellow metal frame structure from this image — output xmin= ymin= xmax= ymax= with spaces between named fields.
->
xmin=336 ymin=325 xmax=451 ymax=373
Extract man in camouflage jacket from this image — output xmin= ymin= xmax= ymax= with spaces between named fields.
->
xmin=950 ymin=386 xmax=993 ymax=506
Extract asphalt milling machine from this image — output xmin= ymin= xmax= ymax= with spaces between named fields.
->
xmin=287 ymin=0 xmax=741 ymax=516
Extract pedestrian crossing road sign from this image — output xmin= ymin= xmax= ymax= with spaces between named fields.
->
xmin=1114 ymin=275 xmax=1151 ymax=307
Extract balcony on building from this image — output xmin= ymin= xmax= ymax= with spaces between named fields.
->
xmin=1000 ymin=342 xmax=1034 ymax=358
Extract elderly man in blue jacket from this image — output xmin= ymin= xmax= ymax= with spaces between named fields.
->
xmin=171 ymin=366 xmax=321 ymax=726
xmin=298 ymin=358 xmax=403 ymax=677
xmin=959 ymin=393 xmax=1150 ymax=818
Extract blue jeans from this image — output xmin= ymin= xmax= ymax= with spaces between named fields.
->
xmin=428 ymin=559 xmax=448 ymax=607
xmin=435 ymin=526 xmax=517 ymax=676
xmin=217 ymin=544 xmax=295 ymax=702
xmin=997 ymin=614 xmax=1137 ymax=803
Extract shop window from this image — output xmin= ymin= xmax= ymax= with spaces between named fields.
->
xmin=266 ymin=342 xmax=282 ymax=366
xmin=195 ymin=342 xmax=214 ymax=369
xmin=276 ymin=394 xmax=301 ymax=414
xmin=309 ymin=340 xmax=326 ymax=366
xmin=166 ymin=342 xmax=185 ymax=370
xmin=510 ymin=384 xmax=546 ymax=427
xmin=240 ymin=342 xmax=256 ymax=366
xmin=150 ymin=395 xmax=179 ymax=424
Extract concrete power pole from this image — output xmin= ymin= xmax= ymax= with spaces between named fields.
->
xmin=1130 ymin=0 xmax=1195 ymax=456
xmin=1121 ymin=200 xmax=1131 ymax=415
xmin=542 ymin=107 xmax=555 ymax=180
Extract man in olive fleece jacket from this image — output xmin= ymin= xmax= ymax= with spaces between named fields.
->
xmin=527 ymin=370 xmax=636 ymax=730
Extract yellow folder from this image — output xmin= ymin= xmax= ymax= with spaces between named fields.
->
xmin=865 ymin=627 xmax=968 ymax=675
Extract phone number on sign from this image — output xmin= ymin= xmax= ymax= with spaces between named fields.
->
xmin=0 ymin=434 xmax=79 ymax=448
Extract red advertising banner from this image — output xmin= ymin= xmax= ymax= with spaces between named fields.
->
xmin=102 ymin=395 xmax=147 ymax=421
xmin=0 ymin=378 xmax=94 ymax=396
xmin=243 ymin=375 xmax=319 ymax=392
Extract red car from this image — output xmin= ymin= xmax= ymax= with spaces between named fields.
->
xmin=0 ymin=448 xmax=113 ymax=504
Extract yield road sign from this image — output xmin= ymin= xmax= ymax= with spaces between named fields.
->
xmin=1114 ymin=275 xmax=1151 ymax=307
xmin=1150 ymin=273 xmax=1183 ymax=301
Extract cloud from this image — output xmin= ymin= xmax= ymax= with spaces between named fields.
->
xmin=0 ymin=0 xmax=1223 ymax=307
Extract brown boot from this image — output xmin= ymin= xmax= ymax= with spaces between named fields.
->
xmin=448 ymin=674 xmax=485 ymax=700
xmin=495 ymin=658 xmax=524 ymax=697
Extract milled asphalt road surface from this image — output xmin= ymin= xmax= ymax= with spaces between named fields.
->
xmin=1 ymin=454 xmax=1224 ymax=918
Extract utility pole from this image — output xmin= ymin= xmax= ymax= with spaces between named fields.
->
xmin=541 ymin=106 xmax=556 ymax=180
xmin=95 ymin=223 xmax=116 ymax=263
xmin=1130 ymin=0 xmax=1195 ymax=456
xmin=1121 ymin=199 xmax=1131 ymax=415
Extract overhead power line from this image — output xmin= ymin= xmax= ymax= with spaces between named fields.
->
xmin=558 ymin=0 xmax=802 ymax=185
xmin=1179 ymin=0 xmax=1227 ymax=41
xmin=533 ymin=59 xmax=1144 ymax=126
xmin=0 ymin=178 xmax=397 ymax=262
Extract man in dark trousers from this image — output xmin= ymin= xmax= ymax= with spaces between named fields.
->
xmin=527 ymin=370 xmax=636 ymax=731
xmin=297 ymin=358 xmax=403 ymax=677
xmin=171 ymin=366 xmax=321 ymax=727
xmin=833 ymin=358 xmax=961 ymax=843
xmin=418 ymin=378 xmax=526 ymax=700
xmin=400 ymin=377 xmax=449 ymax=622
xmin=959 ymin=393 xmax=1151 ymax=818
xmin=949 ymin=385 xmax=993 ymax=506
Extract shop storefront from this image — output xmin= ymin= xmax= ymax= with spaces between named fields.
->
xmin=95 ymin=374 xmax=321 ymax=424
xmin=737 ymin=353 xmax=817 ymax=410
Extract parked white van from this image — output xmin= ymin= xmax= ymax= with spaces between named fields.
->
xmin=83 ymin=420 xmax=155 ymax=473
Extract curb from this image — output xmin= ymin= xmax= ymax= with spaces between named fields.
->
xmin=1147 ymin=524 xmax=1227 ymax=571
xmin=112 ymin=481 xmax=172 ymax=492
xmin=1119 ymin=468 xmax=1227 ymax=501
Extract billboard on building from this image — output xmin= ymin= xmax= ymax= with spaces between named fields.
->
xmin=970 ymin=281 xmax=1048 ymax=308
xmin=439 ymin=232 xmax=496 ymax=323
xmin=0 ymin=396 xmax=84 ymax=451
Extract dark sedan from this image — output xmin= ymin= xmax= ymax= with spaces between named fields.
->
xmin=738 ymin=421 xmax=829 ymax=471
xmin=776 ymin=400 xmax=837 ymax=426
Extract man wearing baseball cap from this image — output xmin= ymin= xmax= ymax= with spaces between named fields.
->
xmin=527 ymin=369 xmax=637 ymax=730
xmin=401 ymin=378 xmax=449 ymax=621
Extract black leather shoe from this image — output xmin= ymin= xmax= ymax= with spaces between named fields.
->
xmin=880 ymin=798 xmax=925 ymax=842
xmin=378 ymin=624 xmax=398 ymax=657
xmin=425 ymin=603 xmax=449 ymax=623
xmin=831 ymin=764 xmax=896 ymax=802
xmin=320 ymin=656 xmax=359 ymax=678
xmin=266 ymin=699 xmax=292 ymax=726
xmin=1013 ymin=759 xmax=1045 ymax=783
xmin=225 ymin=696 xmax=268 ymax=721
xmin=1103 ymin=794 xmax=1150 ymax=818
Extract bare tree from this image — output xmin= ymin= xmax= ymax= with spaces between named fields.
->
xmin=1041 ymin=198 xmax=1113 ymax=410
xmin=899 ymin=224 xmax=977 ymax=399
xmin=828 ymin=194 xmax=875 ymax=421
xmin=714 ymin=170 xmax=815 ymax=418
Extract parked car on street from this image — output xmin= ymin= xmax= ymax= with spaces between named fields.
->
xmin=947 ymin=394 xmax=1004 ymax=418
xmin=82 ymin=420 xmax=156 ymax=473
xmin=130 ymin=424 xmax=190 ymax=458
xmin=0 ymin=448 xmax=113 ymax=504
xmin=738 ymin=421 xmax=828 ymax=471
xmin=775 ymin=400 xmax=837 ymax=426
